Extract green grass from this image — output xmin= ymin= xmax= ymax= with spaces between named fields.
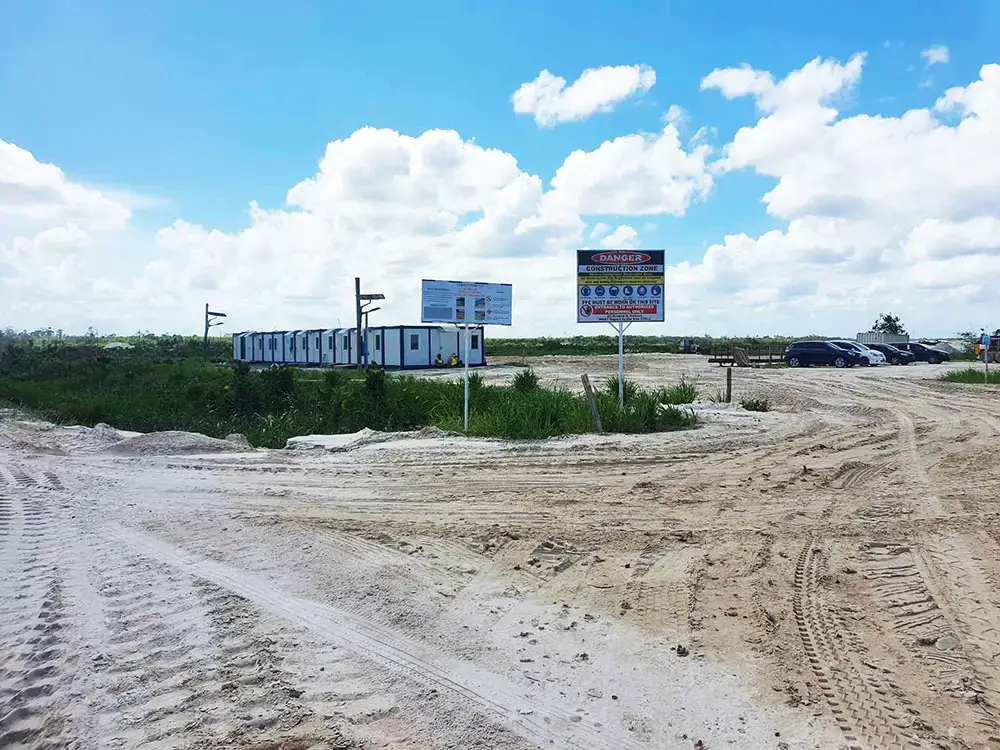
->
xmin=0 ymin=342 xmax=698 ymax=446
xmin=939 ymin=367 xmax=1000 ymax=385
xmin=739 ymin=395 xmax=771 ymax=412
xmin=511 ymin=367 xmax=540 ymax=392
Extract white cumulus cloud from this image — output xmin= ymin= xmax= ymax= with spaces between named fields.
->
xmin=922 ymin=45 xmax=950 ymax=66
xmin=665 ymin=59 xmax=1000 ymax=335
xmin=512 ymin=64 xmax=656 ymax=127
xmin=600 ymin=225 xmax=640 ymax=249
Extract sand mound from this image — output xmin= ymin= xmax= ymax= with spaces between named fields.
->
xmin=224 ymin=433 xmax=253 ymax=448
xmin=103 ymin=430 xmax=255 ymax=456
xmin=286 ymin=428 xmax=394 ymax=452
xmin=0 ymin=416 xmax=146 ymax=455
xmin=286 ymin=426 xmax=463 ymax=453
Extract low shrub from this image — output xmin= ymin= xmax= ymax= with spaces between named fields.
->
xmin=739 ymin=395 xmax=771 ymax=412
xmin=511 ymin=367 xmax=540 ymax=392
xmin=656 ymin=376 xmax=698 ymax=405
xmin=604 ymin=376 xmax=640 ymax=404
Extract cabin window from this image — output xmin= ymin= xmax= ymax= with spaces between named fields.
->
xmin=328 ymin=336 xmax=333 ymax=348
xmin=343 ymin=338 xmax=349 ymax=351
xmin=471 ymin=334 xmax=480 ymax=351
xmin=374 ymin=335 xmax=381 ymax=351
xmin=410 ymin=333 xmax=420 ymax=351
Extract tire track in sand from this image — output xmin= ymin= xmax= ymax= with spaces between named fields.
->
xmin=919 ymin=533 xmax=1000 ymax=735
xmin=93 ymin=542 xmax=343 ymax=748
xmin=0 ymin=497 xmax=73 ymax=749
xmin=105 ymin=523 xmax=649 ymax=750
xmin=893 ymin=410 xmax=948 ymax=516
xmin=862 ymin=541 xmax=1000 ymax=741
xmin=793 ymin=539 xmax=922 ymax=750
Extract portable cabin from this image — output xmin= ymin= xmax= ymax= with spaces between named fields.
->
xmin=363 ymin=328 xmax=384 ymax=368
xmin=334 ymin=329 xmax=355 ymax=366
xmin=306 ymin=330 xmax=322 ymax=365
xmin=258 ymin=331 xmax=272 ymax=363
xmin=281 ymin=331 xmax=297 ymax=364
xmin=291 ymin=330 xmax=308 ymax=365
xmin=232 ymin=333 xmax=247 ymax=361
xmin=273 ymin=331 xmax=289 ymax=363
xmin=253 ymin=332 xmax=266 ymax=363
xmin=321 ymin=329 xmax=337 ymax=365
xmin=434 ymin=326 xmax=485 ymax=367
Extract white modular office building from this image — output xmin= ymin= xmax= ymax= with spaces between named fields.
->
xmin=232 ymin=325 xmax=486 ymax=369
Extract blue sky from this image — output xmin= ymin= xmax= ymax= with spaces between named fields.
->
xmin=2 ymin=0 xmax=988 ymax=242
xmin=2 ymin=1 xmax=1000 ymax=336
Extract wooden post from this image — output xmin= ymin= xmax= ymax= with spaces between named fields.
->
xmin=726 ymin=366 xmax=733 ymax=404
xmin=354 ymin=277 xmax=363 ymax=370
xmin=203 ymin=302 xmax=209 ymax=357
xmin=581 ymin=374 xmax=603 ymax=434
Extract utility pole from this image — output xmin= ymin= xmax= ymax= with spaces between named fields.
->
xmin=204 ymin=303 xmax=227 ymax=357
xmin=354 ymin=277 xmax=385 ymax=370
xmin=355 ymin=278 xmax=362 ymax=370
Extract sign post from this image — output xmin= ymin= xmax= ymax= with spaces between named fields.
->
xmin=982 ymin=331 xmax=992 ymax=383
xmin=421 ymin=279 xmax=513 ymax=430
xmin=577 ymin=249 xmax=665 ymax=406
xmin=464 ymin=323 xmax=471 ymax=429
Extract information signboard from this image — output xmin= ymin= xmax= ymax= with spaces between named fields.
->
xmin=577 ymin=250 xmax=665 ymax=323
xmin=421 ymin=279 xmax=513 ymax=326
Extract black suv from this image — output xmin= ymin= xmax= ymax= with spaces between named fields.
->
xmin=785 ymin=341 xmax=865 ymax=368
xmin=894 ymin=342 xmax=951 ymax=364
xmin=866 ymin=343 xmax=914 ymax=365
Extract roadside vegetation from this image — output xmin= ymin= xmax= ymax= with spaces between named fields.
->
xmin=739 ymin=394 xmax=772 ymax=412
xmin=939 ymin=367 xmax=1000 ymax=385
xmin=488 ymin=335 xmax=806 ymax=358
xmin=0 ymin=343 xmax=698 ymax=447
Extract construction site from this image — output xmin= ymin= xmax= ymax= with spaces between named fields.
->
xmin=2 ymin=354 xmax=999 ymax=749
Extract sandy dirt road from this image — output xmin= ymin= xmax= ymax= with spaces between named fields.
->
xmin=3 ymin=355 xmax=1000 ymax=749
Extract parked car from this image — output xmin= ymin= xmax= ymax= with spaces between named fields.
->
xmin=866 ymin=343 xmax=914 ymax=365
xmin=831 ymin=340 xmax=886 ymax=366
xmin=785 ymin=341 xmax=865 ymax=368
xmin=895 ymin=342 xmax=951 ymax=364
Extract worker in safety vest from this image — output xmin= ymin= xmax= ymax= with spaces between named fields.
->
xmin=435 ymin=351 xmax=443 ymax=366
xmin=448 ymin=353 xmax=459 ymax=367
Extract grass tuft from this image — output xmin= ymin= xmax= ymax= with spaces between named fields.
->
xmin=939 ymin=367 xmax=1000 ymax=385
xmin=739 ymin=394 xmax=771 ymax=412
xmin=511 ymin=367 xmax=541 ymax=392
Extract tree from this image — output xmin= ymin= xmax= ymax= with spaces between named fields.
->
xmin=873 ymin=312 xmax=907 ymax=336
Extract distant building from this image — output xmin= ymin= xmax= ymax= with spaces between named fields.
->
xmin=856 ymin=331 xmax=909 ymax=345
xmin=232 ymin=325 xmax=486 ymax=369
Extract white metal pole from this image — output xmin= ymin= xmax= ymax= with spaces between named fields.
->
xmin=618 ymin=321 xmax=625 ymax=406
xmin=464 ymin=324 xmax=471 ymax=431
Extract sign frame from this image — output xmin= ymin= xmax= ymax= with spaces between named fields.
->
xmin=576 ymin=249 xmax=665 ymax=405
xmin=576 ymin=249 xmax=665 ymax=324
xmin=420 ymin=278 xmax=513 ymax=431
xmin=420 ymin=279 xmax=513 ymax=327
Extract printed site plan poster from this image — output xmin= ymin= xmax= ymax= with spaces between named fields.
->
xmin=577 ymin=249 xmax=665 ymax=323
xmin=421 ymin=279 xmax=513 ymax=326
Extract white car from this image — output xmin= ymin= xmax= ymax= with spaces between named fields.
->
xmin=832 ymin=341 xmax=885 ymax=366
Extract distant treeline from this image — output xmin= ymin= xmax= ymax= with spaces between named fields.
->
xmin=0 ymin=331 xmax=232 ymax=361
xmin=486 ymin=335 xmax=809 ymax=357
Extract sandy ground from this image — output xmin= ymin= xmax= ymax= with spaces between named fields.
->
xmin=3 ymin=354 xmax=1000 ymax=749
